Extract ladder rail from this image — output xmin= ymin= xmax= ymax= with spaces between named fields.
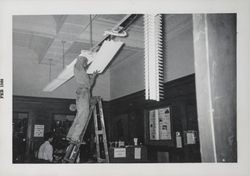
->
xmin=93 ymin=105 xmax=101 ymax=162
xmin=97 ymin=98 xmax=110 ymax=162
xmin=63 ymin=96 xmax=109 ymax=163
xmin=63 ymin=102 xmax=96 ymax=163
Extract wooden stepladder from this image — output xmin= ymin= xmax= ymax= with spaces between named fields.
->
xmin=93 ymin=97 xmax=109 ymax=163
xmin=63 ymin=96 xmax=109 ymax=163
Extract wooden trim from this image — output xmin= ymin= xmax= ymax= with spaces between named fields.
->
xmin=13 ymin=95 xmax=75 ymax=103
xmin=110 ymin=74 xmax=196 ymax=115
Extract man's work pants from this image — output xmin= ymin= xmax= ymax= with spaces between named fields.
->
xmin=67 ymin=87 xmax=90 ymax=142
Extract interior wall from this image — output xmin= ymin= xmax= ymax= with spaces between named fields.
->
xmin=110 ymin=51 xmax=144 ymax=100
xmin=193 ymin=14 xmax=236 ymax=162
xmin=165 ymin=15 xmax=194 ymax=82
xmin=207 ymin=14 xmax=236 ymax=162
xmin=92 ymin=70 xmax=111 ymax=100
xmin=110 ymin=14 xmax=195 ymax=100
xmin=109 ymin=74 xmax=201 ymax=162
xmin=13 ymin=96 xmax=75 ymax=162
xmin=13 ymin=95 xmax=110 ymax=162
xmin=13 ymin=46 xmax=111 ymax=100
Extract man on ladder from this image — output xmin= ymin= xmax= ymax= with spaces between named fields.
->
xmin=66 ymin=55 xmax=98 ymax=144
xmin=64 ymin=55 xmax=109 ymax=163
xmin=63 ymin=15 xmax=141 ymax=163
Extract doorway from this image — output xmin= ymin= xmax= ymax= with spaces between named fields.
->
xmin=13 ymin=112 xmax=29 ymax=163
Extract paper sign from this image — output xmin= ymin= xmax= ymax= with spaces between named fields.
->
xmin=158 ymin=107 xmax=171 ymax=140
xmin=34 ymin=125 xmax=44 ymax=137
xmin=114 ymin=148 xmax=126 ymax=158
xmin=149 ymin=107 xmax=171 ymax=140
xmin=186 ymin=132 xmax=195 ymax=144
xmin=176 ymin=136 xmax=182 ymax=148
xmin=134 ymin=148 xmax=141 ymax=159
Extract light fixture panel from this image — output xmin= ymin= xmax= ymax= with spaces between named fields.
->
xmin=43 ymin=40 xmax=124 ymax=92
xmin=144 ymin=14 xmax=164 ymax=101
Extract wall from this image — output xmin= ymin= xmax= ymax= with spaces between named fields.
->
xmin=13 ymin=46 xmax=111 ymax=100
xmin=109 ymin=14 xmax=195 ymax=100
xmin=165 ymin=15 xmax=194 ymax=81
xmin=207 ymin=14 xmax=237 ymax=162
xmin=13 ymin=96 xmax=74 ymax=160
xmin=13 ymin=95 xmax=110 ymax=162
xmin=13 ymin=74 xmax=200 ymax=163
xmin=92 ymin=70 xmax=111 ymax=100
xmin=109 ymin=74 xmax=201 ymax=162
xmin=193 ymin=14 xmax=236 ymax=162
xmin=110 ymin=50 xmax=144 ymax=100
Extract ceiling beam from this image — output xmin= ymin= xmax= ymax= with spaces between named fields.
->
xmin=38 ymin=16 xmax=68 ymax=64
xmin=53 ymin=15 xmax=67 ymax=34
xmin=40 ymin=15 xmax=94 ymax=64
xmin=38 ymin=39 xmax=54 ymax=64
xmin=13 ymin=28 xmax=55 ymax=39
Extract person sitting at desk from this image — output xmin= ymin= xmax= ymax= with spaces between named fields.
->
xmin=37 ymin=132 xmax=54 ymax=163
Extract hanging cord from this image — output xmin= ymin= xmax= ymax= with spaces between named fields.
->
xmin=81 ymin=15 xmax=98 ymax=37
xmin=62 ymin=40 xmax=66 ymax=69
xmin=89 ymin=15 xmax=93 ymax=48
xmin=49 ymin=58 xmax=53 ymax=81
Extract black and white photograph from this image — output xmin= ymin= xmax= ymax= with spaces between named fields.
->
xmin=1 ymin=0 xmax=250 ymax=176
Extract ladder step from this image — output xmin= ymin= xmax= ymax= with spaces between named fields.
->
xmin=97 ymin=158 xmax=107 ymax=163
xmin=96 ymin=130 xmax=104 ymax=135
xmin=63 ymin=96 xmax=109 ymax=163
xmin=63 ymin=158 xmax=75 ymax=163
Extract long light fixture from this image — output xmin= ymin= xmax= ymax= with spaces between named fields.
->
xmin=43 ymin=14 xmax=139 ymax=92
xmin=43 ymin=40 xmax=124 ymax=92
xmin=62 ymin=40 xmax=66 ymax=69
xmin=87 ymin=40 xmax=124 ymax=74
xmin=144 ymin=14 xmax=164 ymax=101
xmin=48 ymin=58 xmax=53 ymax=81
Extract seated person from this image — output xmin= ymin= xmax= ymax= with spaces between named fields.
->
xmin=37 ymin=132 xmax=54 ymax=163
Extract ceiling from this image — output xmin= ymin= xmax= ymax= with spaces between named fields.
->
xmin=12 ymin=14 xmax=193 ymax=73
xmin=13 ymin=14 xmax=144 ymax=69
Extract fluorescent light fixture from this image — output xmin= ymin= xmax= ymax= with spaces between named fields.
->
xmin=144 ymin=14 xmax=164 ymax=101
xmin=43 ymin=59 xmax=77 ymax=92
xmin=43 ymin=40 xmax=124 ymax=92
xmin=87 ymin=40 xmax=124 ymax=74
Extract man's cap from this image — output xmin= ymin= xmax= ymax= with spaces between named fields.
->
xmin=80 ymin=50 xmax=96 ymax=63
xmin=77 ymin=56 xmax=88 ymax=63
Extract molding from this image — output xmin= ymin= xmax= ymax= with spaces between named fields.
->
xmin=13 ymin=95 xmax=75 ymax=103
xmin=110 ymin=73 xmax=195 ymax=103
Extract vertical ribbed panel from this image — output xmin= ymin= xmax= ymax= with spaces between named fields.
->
xmin=144 ymin=15 xmax=149 ymax=100
xmin=144 ymin=14 xmax=164 ymax=101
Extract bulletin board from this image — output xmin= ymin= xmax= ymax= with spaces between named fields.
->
xmin=144 ymin=106 xmax=174 ymax=146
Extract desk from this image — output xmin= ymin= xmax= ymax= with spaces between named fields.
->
xmin=109 ymin=146 xmax=148 ymax=163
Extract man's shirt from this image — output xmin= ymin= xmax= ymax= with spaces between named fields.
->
xmin=38 ymin=141 xmax=53 ymax=162
xmin=74 ymin=59 xmax=90 ymax=89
